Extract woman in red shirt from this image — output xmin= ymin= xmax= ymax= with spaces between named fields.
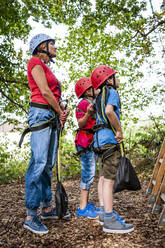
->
xmin=23 ymin=34 xmax=70 ymax=234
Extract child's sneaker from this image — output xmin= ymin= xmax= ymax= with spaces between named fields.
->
xmin=88 ymin=202 xmax=100 ymax=212
xmin=77 ymin=205 xmax=99 ymax=218
xmin=103 ymin=213 xmax=134 ymax=234
xmin=23 ymin=215 xmax=48 ymax=234
xmin=41 ymin=207 xmax=71 ymax=220
xmin=99 ymin=211 xmax=125 ymax=225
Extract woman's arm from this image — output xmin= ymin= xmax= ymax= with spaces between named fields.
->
xmin=31 ymin=65 xmax=62 ymax=115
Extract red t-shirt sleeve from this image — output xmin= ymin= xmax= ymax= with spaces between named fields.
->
xmin=28 ymin=57 xmax=44 ymax=72
xmin=76 ymin=100 xmax=89 ymax=120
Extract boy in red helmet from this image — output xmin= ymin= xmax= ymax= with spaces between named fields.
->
xmin=75 ymin=77 xmax=100 ymax=218
xmin=91 ymin=65 xmax=134 ymax=233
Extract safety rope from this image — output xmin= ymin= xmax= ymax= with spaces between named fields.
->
xmin=148 ymin=0 xmax=155 ymax=16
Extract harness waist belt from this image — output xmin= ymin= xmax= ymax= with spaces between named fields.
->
xmin=93 ymin=123 xmax=112 ymax=132
xmin=77 ymin=128 xmax=94 ymax=134
xmin=30 ymin=102 xmax=55 ymax=112
xmin=19 ymin=102 xmax=56 ymax=148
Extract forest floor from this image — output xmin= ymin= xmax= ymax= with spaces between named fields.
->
xmin=0 ymin=175 xmax=165 ymax=248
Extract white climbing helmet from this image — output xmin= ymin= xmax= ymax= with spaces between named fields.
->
xmin=29 ymin=33 xmax=55 ymax=55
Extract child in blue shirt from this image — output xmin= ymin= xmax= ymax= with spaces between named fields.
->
xmin=91 ymin=65 xmax=134 ymax=233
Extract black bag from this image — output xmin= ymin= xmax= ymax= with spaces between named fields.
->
xmin=55 ymin=120 xmax=68 ymax=219
xmin=113 ymin=156 xmax=141 ymax=193
xmin=55 ymin=181 xmax=68 ymax=218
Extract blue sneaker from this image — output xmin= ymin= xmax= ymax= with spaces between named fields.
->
xmin=88 ymin=202 xmax=100 ymax=212
xmin=41 ymin=207 xmax=71 ymax=220
xmin=23 ymin=216 xmax=48 ymax=234
xmin=76 ymin=205 xmax=99 ymax=219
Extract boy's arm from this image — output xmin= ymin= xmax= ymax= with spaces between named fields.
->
xmin=105 ymin=104 xmax=123 ymax=143
xmin=78 ymin=104 xmax=94 ymax=128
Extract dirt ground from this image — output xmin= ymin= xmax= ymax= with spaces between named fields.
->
xmin=0 ymin=176 xmax=165 ymax=248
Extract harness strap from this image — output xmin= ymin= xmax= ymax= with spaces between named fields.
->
xmin=93 ymin=123 xmax=112 ymax=132
xmin=29 ymin=102 xmax=55 ymax=112
xmin=76 ymin=143 xmax=93 ymax=156
xmin=102 ymin=145 xmax=119 ymax=162
xmin=19 ymin=121 xmax=54 ymax=148
xmin=76 ymin=128 xmax=94 ymax=134
xmin=76 ymin=107 xmax=86 ymax=114
xmin=19 ymin=102 xmax=56 ymax=148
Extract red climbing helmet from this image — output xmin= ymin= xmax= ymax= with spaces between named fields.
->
xmin=75 ymin=77 xmax=93 ymax=98
xmin=91 ymin=65 xmax=117 ymax=89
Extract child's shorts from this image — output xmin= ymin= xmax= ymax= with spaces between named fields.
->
xmin=97 ymin=144 xmax=121 ymax=180
xmin=78 ymin=146 xmax=96 ymax=190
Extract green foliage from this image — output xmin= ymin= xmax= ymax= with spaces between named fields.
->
xmin=0 ymin=138 xmax=29 ymax=183
xmin=0 ymin=0 xmax=165 ymax=182
xmin=59 ymin=135 xmax=80 ymax=179
xmin=124 ymin=115 xmax=165 ymax=176
xmin=0 ymin=115 xmax=164 ymax=183
xmin=0 ymin=0 xmax=164 ymax=125
xmin=0 ymin=132 xmax=80 ymax=184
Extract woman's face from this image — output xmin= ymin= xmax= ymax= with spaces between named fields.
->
xmin=48 ymin=41 xmax=57 ymax=58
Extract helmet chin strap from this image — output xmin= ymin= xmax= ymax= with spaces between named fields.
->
xmin=84 ymin=94 xmax=95 ymax=99
xmin=37 ymin=41 xmax=55 ymax=63
xmin=92 ymin=87 xmax=96 ymax=99
xmin=86 ymin=87 xmax=96 ymax=99
xmin=113 ymin=75 xmax=116 ymax=89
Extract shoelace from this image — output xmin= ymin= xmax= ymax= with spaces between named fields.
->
xmin=113 ymin=211 xmax=126 ymax=227
xmin=88 ymin=202 xmax=100 ymax=211
xmin=33 ymin=216 xmax=44 ymax=227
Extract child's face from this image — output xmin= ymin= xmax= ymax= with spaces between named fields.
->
xmin=85 ymin=87 xmax=94 ymax=97
xmin=107 ymin=76 xmax=119 ymax=88
xmin=85 ymin=86 xmax=100 ymax=98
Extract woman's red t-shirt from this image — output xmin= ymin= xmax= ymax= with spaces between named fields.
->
xmin=27 ymin=57 xmax=61 ymax=104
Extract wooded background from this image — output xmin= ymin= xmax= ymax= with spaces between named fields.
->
xmin=0 ymin=0 xmax=164 ymax=183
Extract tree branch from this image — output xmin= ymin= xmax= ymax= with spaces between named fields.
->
xmin=0 ymin=88 xmax=28 ymax=114
xmin=0 ymin=77 xmax=29 ymax=88
xmin=138 ymin=20 xmax=165 ymax=38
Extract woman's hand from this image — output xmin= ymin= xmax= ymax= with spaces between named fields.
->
xmin=59 ymin=109 xmax=70 ymax=127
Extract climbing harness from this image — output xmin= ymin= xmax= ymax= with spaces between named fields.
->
xmin=19 ymin=75 xmax=62 ymax=148
xmin=93 ymin=85 xmax=124 ymax=156
xmin=19 ymin=102 xmax=57 ymax=148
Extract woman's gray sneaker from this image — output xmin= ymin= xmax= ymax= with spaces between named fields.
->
xmin=41 ymin=207 xmax=71 ymax=220
xmin=99 ymin=211 xmax=125 ymax=225
xmin=24 ymin=215 xmax=49 ymax=234
xmin=103 ymin=214 xmax=134 ymax=234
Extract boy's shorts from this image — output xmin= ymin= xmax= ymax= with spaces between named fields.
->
xmin=77 ymin=146 xmax=96 ymax=190
xmin=96 ymin=144 xmax=121 ymax=180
